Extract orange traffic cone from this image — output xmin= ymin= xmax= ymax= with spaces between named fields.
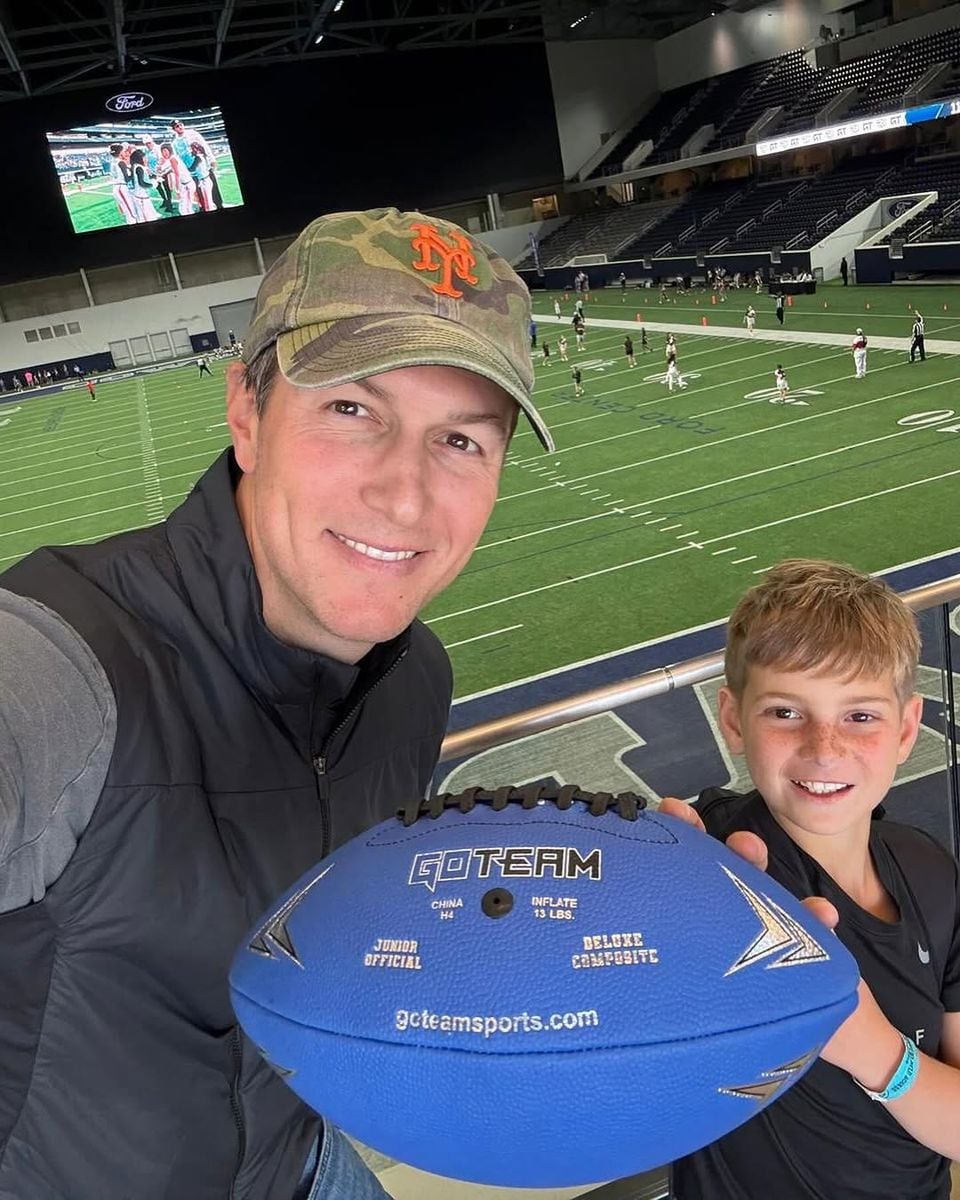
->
xmin=635 ymin=313 xmax=644 ymax=322
xmin=787 ymin=295 xmax=794 ymax=307
xmin=701 ymin=316 xmax=709 ymax=326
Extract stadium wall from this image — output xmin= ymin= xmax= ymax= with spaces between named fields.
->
xmin=0 ymin=277 xmax=260 ymax=375
xmin=545 ymin=40 xmax=658 ymax=181
xmin=655 ymin=0 xmax=824 ymax=91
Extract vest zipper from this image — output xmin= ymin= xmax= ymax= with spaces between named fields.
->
xmin=228 ymin=1025 xmax=247 ymax=1199
xmin=311 ymin=645 xmax=409 ymax=860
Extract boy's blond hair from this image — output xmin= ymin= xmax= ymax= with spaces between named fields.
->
xmin=725 ymin=559 xmax=919 ymax=703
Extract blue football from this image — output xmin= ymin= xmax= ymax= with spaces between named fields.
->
xmin=229 ymin=787 xmax=859 ymax=1188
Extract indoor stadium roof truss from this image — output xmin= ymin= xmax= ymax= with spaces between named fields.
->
xmin=0 ymin=0 xmax=721 ymax=101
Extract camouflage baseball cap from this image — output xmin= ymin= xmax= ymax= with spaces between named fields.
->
xmin=243 ymin=207 xmax=553 ymax=451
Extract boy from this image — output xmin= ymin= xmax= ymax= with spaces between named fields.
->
xmin=85 ymin=379 xmax=96 ymax=403
xmin=772 ymin=363 xmax=788 ymax=403
xmin=641 ymin=326 xmax=651 ymax=353
xmin=853 ymin=327 xmax=868 ymax=378
xmin=557 ymin=335 xmax=569 ymax=362
xmin=672 ymin=559 xmax=960 ymax=1200
xmin=665 ymin=359 xmax=687 ymax=391
xmin=573 ymin=313 xmax=586 ymax=352
xmin=744 ymin=305 xmax=756 ymax=336
xmin=624 ymin=334 xmax=636 ymax=368
xmin=570 ymin=364 xmax=583 ymax=397
xmin=541 ymin=340 xmax=551 ymax=367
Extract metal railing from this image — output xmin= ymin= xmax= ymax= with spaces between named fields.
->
xmin=441 ymin=574 xmax=960 ymax=762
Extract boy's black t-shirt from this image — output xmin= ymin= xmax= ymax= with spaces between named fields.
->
xmin=672 ymin=790 xmax=960 ymax=1200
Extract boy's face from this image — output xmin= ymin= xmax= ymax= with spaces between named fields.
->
xmin=718 ymin=665 xmax=922 ymax=844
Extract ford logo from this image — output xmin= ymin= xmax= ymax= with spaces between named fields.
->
xmin=105 ymin=92 xmax=154 ymax=114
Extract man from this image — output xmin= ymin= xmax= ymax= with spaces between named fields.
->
xmin=744 ymin=305 xmax=756 ymax=336
xmin=85 ymin=378 xmax=96 ymax=402
xmin=840 ymin=255 xmax=849 ymax=286
xmin=197 ymin=354 xmax=213 ymax=378
xmin=852 ymin=327 xmax=868 ymax=378
xmin=624 ymin=334 xmax=636 ymax=368
xmin=170 ymin=117 xmax=222 ymax=209
xmin=0 ymin=207 xmax=555 ymax=1200
xmin=910 ymin=311 xmax=926 ymax=362
xmin=775 ymin=293 xmax=785 ymax=326
xmin=619 ymin=271 xmax=627 ymax=301
xmin=772 ymin=363 xmax=789 ymax=404
xmin=571 ymin=362 xmax=584 ymax=396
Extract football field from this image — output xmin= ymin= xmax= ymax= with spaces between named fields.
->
xmin=61 ymin=157 xmax=244 ymax=233
xmin=1 ymin=282 xmax=958 ymax=698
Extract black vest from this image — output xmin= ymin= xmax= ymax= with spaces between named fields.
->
xmin=0 ymin=451 xmax=451 ymax=1200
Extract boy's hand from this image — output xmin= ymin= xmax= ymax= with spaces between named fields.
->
xmin=657 ymin=797 xmax=840 ymax=930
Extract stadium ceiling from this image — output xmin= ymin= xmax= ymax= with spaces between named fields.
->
xmin=0 ymin=0 xmax=726 ymax=101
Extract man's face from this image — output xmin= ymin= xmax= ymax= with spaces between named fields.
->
xmin=172 ymin=122 xmax=184 ymax=134
xmin=227 ymin=362 xmax=515 ymax=662
xmin=718 ymin=665 xmax=921 ymax=849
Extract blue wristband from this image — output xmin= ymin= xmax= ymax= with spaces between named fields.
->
xmin=856 ymin=1034 xmax=920 ymax=1104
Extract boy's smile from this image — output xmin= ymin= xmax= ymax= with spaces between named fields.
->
xmin=718 ymin=665 xmax=922 ymax=848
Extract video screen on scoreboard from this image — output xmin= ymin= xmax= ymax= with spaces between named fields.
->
xmin=45 ymin=105 xmax=244 ymax=234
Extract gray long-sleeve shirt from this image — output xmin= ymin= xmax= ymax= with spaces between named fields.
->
xmin=0 ymin=589 xmax=116 ymax=912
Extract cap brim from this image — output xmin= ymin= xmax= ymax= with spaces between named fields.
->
xmin=276 ymin=314 xmax=554 ymax=453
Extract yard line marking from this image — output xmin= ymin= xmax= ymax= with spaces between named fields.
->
xmin=603 ymin=498 xmax=626 ymax=506
xmin=731 ymin=555 xmax=757 ymax=564
xmin=698 ymin=467 xmax=960 ymax=547
xmin=661 ymin=523 xmax=683 ymax=531
xmin=446 ymin=624 xmax=524 ymax=649
xmin=712 ymin=547 xmax=739 ymax=555
xmin=645 ymin=516 xmax=667 ymax=524
xmin=477 ymin=511 xmax=616 ymax=551
xmin=679 ymin=529 xmax=699 ymax=538
xmin=510 ymin=352 xmax=896 ymax=463
xmin=629 ymin=510 xmax=653 ymax=519
xmin=0 ymin=501 xmax=148 ymax=541
xmin=136 ymin=380 xmax=166 ymax=523
xmin=752 ymin=564 xmax=775 ymax=574
xmin=499 ymin=373 xmax=960 ymax=500
xmin=427 ymin=544 xmax=694 ymax=625
xmin=430 ymin=468 xmax=960 ymax=627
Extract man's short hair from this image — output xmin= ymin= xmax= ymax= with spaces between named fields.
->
xmin=724 ymin=558 xmax=919 ymax=703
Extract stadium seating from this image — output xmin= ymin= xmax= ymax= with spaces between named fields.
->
xmin=517 ymin=198 xmax=681 ymax=269
xmin=589 ymin=23 xmax=960 ymax=176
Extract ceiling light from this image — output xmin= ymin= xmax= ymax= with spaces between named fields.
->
xmin=333 ymin=0 xmax=344 ymax=9
xmin=315 ymin=33 xmax=324 ymax=42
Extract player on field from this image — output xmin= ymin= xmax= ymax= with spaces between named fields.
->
xmin=641 ymin=326 xmax=651 ymax=353
xmin=86 ymin=379 xmax=96 ymax=403
xmin=775 ymin=293 xmax=785 ymax=326
xmin=665 ymin=360 xmax=687 ymax=392
xmin=665 ymin=334 xmax=677 ymax=365
xmin=170 ymin=119 xmax=222 ymax=208
xmin=557 ymin=335 xmax=569 ymax=362
xmin=197 ymin=356 xmax=213 ymax=379
xmin=128 ymin=150 xmax=160 ymax=223
xmin=573 ymin=313 xmax=586 ymax=352
xmin=570 ymin=364 xmax=584 ymax=396
xmin=541 ymin=341 xmax=551 ymax=367
xmin=624 ymin=335 xmax=636 ymax=368
xmin=107 ymin=143 xmax=137 ymax=226
xmin=672 ymin=559 xmax=960 ymax=1200
xmin=772 ymin=364 xmax=788 ymax=403
xmin=852 ymin=328 xmax=868 ymax=378
xmin=553 ymin=298 xmax=561 ymax=318
xmin=619 ymin=272 xmax=627 ymax=301
xmin=744 ymin=305 xmax=756 ymax=336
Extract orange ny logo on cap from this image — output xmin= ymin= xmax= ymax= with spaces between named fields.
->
xmin=410 ymin=222 xmax=479 ymax=300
